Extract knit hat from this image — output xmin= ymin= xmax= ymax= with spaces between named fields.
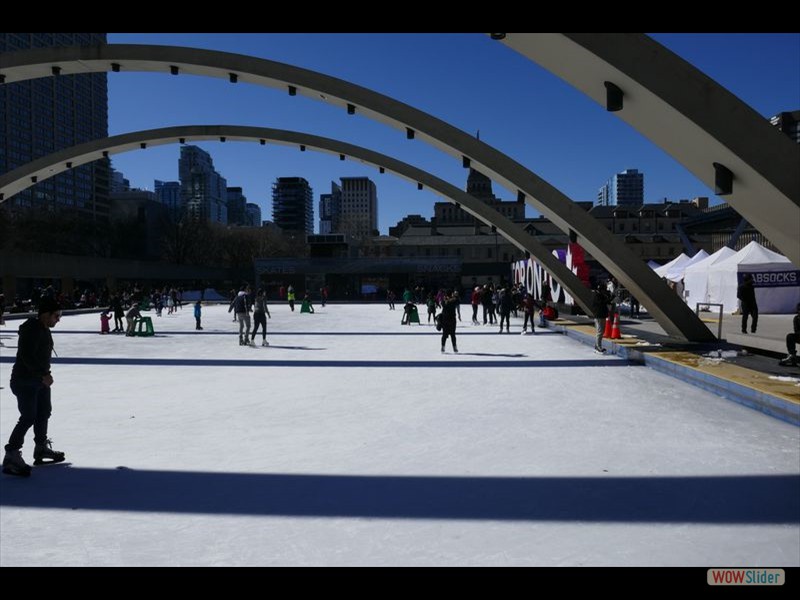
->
xmin=38 ymin=297 xmax=62 ymax=315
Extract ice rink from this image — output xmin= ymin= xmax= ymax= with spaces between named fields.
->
xmin=1 ymin=303 xmax=798 ymax=566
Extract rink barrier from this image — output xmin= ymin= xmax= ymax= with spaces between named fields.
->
xmin=544 ymin=319 xmax=800 ymax=427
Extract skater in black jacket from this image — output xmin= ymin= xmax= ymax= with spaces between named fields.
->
xmin=3 ymin=297 xmax=66 ymax=476
xmin=440 ymin=290 xmax=459 ymax=353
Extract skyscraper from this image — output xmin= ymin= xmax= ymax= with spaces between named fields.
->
xmin=319 ymin=181 xmax=342 ymax=234
xmin=245 ymin=203 xmax=262 ymax=227
xmin=597 ymin=169 xmax=644 ymax=206
xmin=0 ymin=33 xmax=110 ymax=220
xmin=154 ymin=180 xmax=181 ymax=219
xmin=339 ymin=176 xmax=378 ymax=238
xmin=272 ymin=177 xmax=313 ymax=233
xmin=227 ymin=187 xmax=247 ymax=226
xmin=179 ymin=145 xmax=228 ymax=224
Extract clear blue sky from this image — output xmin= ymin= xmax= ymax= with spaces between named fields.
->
xmin=105 ymin=33 xmax=800 ymax=234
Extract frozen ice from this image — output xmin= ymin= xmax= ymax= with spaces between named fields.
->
xmin=1 ymin=304 xmax=797 ymax=566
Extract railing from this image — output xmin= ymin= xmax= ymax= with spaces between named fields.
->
xmin=696 ymin=303 xmax=724 ymax=340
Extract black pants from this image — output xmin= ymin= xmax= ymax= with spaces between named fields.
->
xmin=472 ymin=304 xmax=479 ymax=322
xmin=499 ymin=312 xmax=510 ymax=330
xmin=787 ymin=332 xmax=798 ymax=355
xmin=741 ymin=302 xmax=758 ymax=333
xmin=6 ymin=379 xmax=51 ymax=451
xmin=523 ymin=312 xmax=535 ymax=331
xmin=252 ymin=312 xmax=267 ymax=339
xmin=114 ymin=314 xmax=124 ymax=330
xmin=195 ymin=317 xmax=202 ymax=329
xmin=441 ymin=328 xmax=457 ymax=350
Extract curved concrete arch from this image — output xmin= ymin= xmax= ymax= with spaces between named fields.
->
xmin=0 ymin=125 xmax=595 ymax=315
xmin=0 ymin=44 xmax=713 ymax=340
xmin=490 ymin=33 xmax=800 ymax=265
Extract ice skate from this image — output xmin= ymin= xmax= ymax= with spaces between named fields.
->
xmin=3 ymin=449 xmax=32 ymax=476
xmin=778 ymin=354 xmax=797 ymax=367
xmin=453 ymin=345 xmax=458 ymax=353
xmin=262 ymin=339 xmax=269 ymax=347
xmin=441 ymin=346 xmax=445 ymax=354
xmin=594 ymin=347 xmax=607 ymax=354
xmin=33 ymin=439 xmax=65 ymax=465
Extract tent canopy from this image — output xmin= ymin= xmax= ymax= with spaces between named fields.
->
xmin=705 ymin=241 xmax=798 ymax=313
xmin=665 ymin=249 xmax=709 ymax=282
xmin=683 ymin=246 xmax=737 ymax=306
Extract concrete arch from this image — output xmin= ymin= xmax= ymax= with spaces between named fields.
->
xmin=0 ymin=125 xmax=595 ymax=315
xmin=490 ymin=33 xmax=800 ymax=265
xmin=0 ymin=43 xmax=713 ymax=340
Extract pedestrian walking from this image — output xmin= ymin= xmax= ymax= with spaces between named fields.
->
xmin=592 ymin=282 xmax=610 ymax=354
xmin=737 ymin=273 xmax=759 ymax=334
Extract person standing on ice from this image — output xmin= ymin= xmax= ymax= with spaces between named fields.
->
xmin=3 ymin=297 xmax=66 ymax=477
xmin=440 ymin=290 xmax=459 ymax=353
xmin=251 ymin=289 xmax=272 ymax=346
xmin=287 ymin=285 xmax=296 ymax=312
xmin=229 ymin=285 xmax=253 ymax=345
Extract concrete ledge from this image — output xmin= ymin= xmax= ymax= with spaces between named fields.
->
xmin=545 ymin=318 xmax=800 ymax=427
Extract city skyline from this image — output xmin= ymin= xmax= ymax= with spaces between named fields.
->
xmin=101 ymin=33 xmax=800 ymax=234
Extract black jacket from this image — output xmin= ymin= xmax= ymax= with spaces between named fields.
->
xmin=737 ymin=280 xmax=757 ymax=307
xmin=591 ymin=288 xmax=610 ymax=320
xmin=11 ymin=317 xmax=53 ymax=382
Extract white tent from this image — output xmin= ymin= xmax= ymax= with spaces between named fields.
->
xmin=653 ymin=253 xmax=690 ymax=279
xmin=705 ymin=241 xmax=799 ymax=314
xmin=683 ymin=246 xmax=737 ymax=307
xmin=665 ymin=249 xmax=709 ymax=282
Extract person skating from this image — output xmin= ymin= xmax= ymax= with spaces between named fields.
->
xmin=440 ymin=290 xmax=459 ymax=353
xmin=3 ymin=297 xmax=65 ymax=477
xmin=426 ymin=293 xmax=437 ymax=324
xmin=125 ymin=304 xmax=141 ymax=336
xmin=194 ymin=300 xmax=203 ymax=330
xmin=229 ymin=286 xmax=253 ymax=345
xmin=251 ymin=289 xmax=272 ymax=346
xmin=470 ymin=286 xmax=481 ymax=325
xmin=521 ymin=293 xmax=539 ymax=335
xmin=498 ymin=287 xmax=512 ymax=333
xmin=778 ymin=303 xmax=800 ymax=367
xmin=287 ymin=285 xmax=296 ymax=312
xmin=111 ymin=293 xmax=124 ymax=332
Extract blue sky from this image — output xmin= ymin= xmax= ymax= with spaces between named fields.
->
xmin=105 ymin=33 xmax=800 ymax=233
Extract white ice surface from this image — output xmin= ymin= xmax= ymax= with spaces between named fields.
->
xmin=1 ymin=304 xmax=798 ymax=566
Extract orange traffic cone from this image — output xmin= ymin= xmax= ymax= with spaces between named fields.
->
xmin=610 ymin=313 xmax=622 ymax=339
xmin=603 ymin=316 xmax=613 ymax=338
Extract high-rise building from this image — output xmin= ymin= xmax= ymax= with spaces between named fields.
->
xmin=319 ymin=181 xmax=342 ymax=234
xmin=245 ymin=203 xmax=262 ymax=227
xmin=770 ymin=110 xmax=800 ymax=144
xmin=154 ymin=180 xmax=181 ymax=218
xmin=597 ymin=169 xmax=644 ymax=206
xmin=0 ymin=33 xmax=110 ymax=221
xmin=272 ymin=177 xmax=313 ymax=233
xmin=227 ymin=186 xmax=247 ymax=226
xmin=110 ymin=167 xmax=130 ymax=193
xmin=179 ymin=145 xmax=228 ymax=224
xmin=339 ymin=176 xmax=378 ymax=238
